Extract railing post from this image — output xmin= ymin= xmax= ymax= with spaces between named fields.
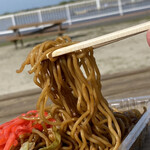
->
xmin=118 ymin=0 xmax=123 ymax=16
xmin=96 ymin=0 xmax=101 ymax=10
xmin=38 ymin=10 xmax=43 ymax=23
xmin=11 ymin=15 xmax=16 ymax=26
xmin=65 ymin=4 xmax=72 ymax=25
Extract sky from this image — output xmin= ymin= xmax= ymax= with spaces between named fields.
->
xmin=0 ymin=0 xmax=70 ymax=15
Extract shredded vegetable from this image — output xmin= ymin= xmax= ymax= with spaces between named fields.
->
xmin=40 ymin=127 xmax=61 ymax=150
xmin=19 ymin=127 xmax=61 ymax=150
xmin=0 ymin=110 xmax=55 ymax=150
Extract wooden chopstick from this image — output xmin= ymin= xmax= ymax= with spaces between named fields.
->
xmin=51 ymin=21 xmax=150 ymax=57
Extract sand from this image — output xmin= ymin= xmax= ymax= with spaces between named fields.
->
xmin=0 ymin=19 xmax=150 ymax=96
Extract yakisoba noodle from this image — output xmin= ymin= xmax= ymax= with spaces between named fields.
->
xmin=16 ymin=36 xmax=144 ymax=150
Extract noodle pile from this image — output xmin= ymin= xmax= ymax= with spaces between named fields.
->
xmin=16 ymin=36 xmax=144 ymax=150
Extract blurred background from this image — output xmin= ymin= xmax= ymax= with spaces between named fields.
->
xmin=0 ymin=0 xmax=150 ymax=95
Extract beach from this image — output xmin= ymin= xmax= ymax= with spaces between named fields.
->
xmin=0 ymin=18 xmax=150 ymax=96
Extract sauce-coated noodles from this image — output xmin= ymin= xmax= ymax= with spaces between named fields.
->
xmin=16 ymin=36 xmax=143 ymax=150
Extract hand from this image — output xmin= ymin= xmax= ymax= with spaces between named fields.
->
xmin=146 ymin=30 xmax=150 ymax=47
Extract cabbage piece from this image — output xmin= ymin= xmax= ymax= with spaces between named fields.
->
xmin=20 ymin=142 xmax=34 ymax=150
xmin=40 ymin=128 xmax=61 ymax=150
xmin=20 ymin=142 xmax=29 ymax=150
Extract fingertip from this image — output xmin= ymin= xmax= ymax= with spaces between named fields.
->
xmin=146 ymin=30 xmax=150 ymax=47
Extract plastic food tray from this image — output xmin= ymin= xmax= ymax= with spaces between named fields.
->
xmin=108 ymin=95 xmax=150 ymax=150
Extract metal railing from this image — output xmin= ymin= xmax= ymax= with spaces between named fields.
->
xmin=0 ymin=0 xmax=150 ymax=35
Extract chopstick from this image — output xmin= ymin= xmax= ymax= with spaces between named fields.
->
xmin=51 ymin=21 xmax=150 ymax=57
